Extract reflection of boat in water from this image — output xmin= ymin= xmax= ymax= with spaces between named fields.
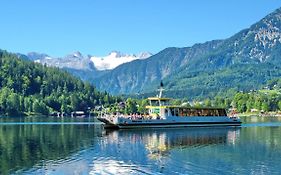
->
xmin=105 ymin=127 xmax=240 ymax=160
xmin=98 ymin=84 xmax=241 ymax=129
xmin=88 ymin=127 xmax=241 ymax=174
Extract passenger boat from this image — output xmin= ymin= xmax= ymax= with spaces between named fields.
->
xmin=97 ymin=85 xmax=241 ymax=129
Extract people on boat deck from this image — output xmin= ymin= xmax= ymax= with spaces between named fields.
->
xmin=130 ymin=113 xmax=144 ymax=120
xmin=118 ymin=113 xmax=151 ymax=120
xmin=109 ymin=112 xmax=162 ymax=120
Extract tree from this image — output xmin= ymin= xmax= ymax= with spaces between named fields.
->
xmin=24 ymin=97 xmax=33 ymax=113
xmin=0 ymin=87 xmax=12 ymax=113
xmin=70 ymin=94 xmax=80 ymax=111
xmin=125 ymin=98 xmax=137 ymax=114
xmin=33 ymin=100 xmax=49 ymax=115
xmin=137 ymin=99 xmax=148 ymax=113
xmin=171 ymin=99 xmax=182 ymax=105
xmin=193 ymin=101 xmax=202 ymax=108
xmin=0 ymin=50 xmax=123 ymax=116
xmin=278 ymin=101 xmax=281 ymax=111
xmin=213 ymin=96 xmax=225 ymax=107
xmin=237 ymin=100 xmax=247 ymax=113
xmin=246 ymin=100 xmax=254 ymax=112
xmin=6 ymin=93 xmax=21 ymax=115
xmin=261 ymin=102 xmax=269 ymax=112
xmin=204 ymin=99 xmax=212 ymax=107
xmin=22 ymin=75 xmax=30 ymax=95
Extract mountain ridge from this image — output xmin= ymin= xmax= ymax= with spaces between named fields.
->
xmin=25 ymin=51 xmax=152 ymax=71
xmin=93 ymin=7 xmax=281 ymax=98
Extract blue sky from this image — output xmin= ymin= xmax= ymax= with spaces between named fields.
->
xmin=1 ymin=0 xmax=281 ymax=57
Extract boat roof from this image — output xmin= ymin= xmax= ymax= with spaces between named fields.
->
xmin=147 ymin=97 xmax=171 ymax=101
xmin=146 ymin=105 xmax=226 ymax=110
xmin=172 ymin=106 xmax=226 ymax=110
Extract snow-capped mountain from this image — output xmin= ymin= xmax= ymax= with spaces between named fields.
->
xmin=26 ymin=51 xmax=152 ymax=71
xmin=30 ymin=51 xmax=95 ymax=71
xmin=27 ymin=52 xmax=49 ymax=61
xmin=90 ymin=51 xmax=153 ymax=70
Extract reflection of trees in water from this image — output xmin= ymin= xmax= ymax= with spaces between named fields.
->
xmin=0 ymin=124 xmax=101 ymax=175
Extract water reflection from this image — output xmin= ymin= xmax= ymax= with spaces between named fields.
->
xmin=1 ymin=116 xmax=281 ymax=174
xmin=109 ymin=128 xmax=239 ymax=159
xmin=90 ymin=127 xmax=240 ymax=174
xmin=0 ymin=123 xmax=102 ymax=175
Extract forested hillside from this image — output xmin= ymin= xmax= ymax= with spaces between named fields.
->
xmin=93 ymin=40 xmax=223 ymax=95
xmin=92 ymin=7 xmax=281 ymax=99
xmin=0 ymin=50 xmax=120 ymax=116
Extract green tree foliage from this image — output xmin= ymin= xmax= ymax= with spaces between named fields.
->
xmin=0 ymin=50 xmax=119 ymax=116
xmin=6 ymin=92 xmax=21 ymax=115
xmin=125 ymin=98 xmax=137 ymax=114
xmin=261 ymin=102 xmax=269 ymax=112
xmin=278 ymin=101 xmax=281 ymax=111
xmin=137 ymin=99 xmax=149 ymax=114
xmin=231 ymin=89 xmax=281 ymax=113
xmin=204 ymin=99 xmax=212 ymax=107
xmin=170 ymin=99 xmax=182 ymax=105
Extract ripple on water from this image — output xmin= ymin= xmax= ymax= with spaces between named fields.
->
xmin=242 ymin=122 xmax=281 ymax=127
xmin=89 ymin=158 xmax=156 ymax=175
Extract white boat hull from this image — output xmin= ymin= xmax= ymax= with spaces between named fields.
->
xmin=97 ymin=116 xmax=241 ymax=129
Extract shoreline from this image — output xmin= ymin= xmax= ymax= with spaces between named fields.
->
xmin=237 ymin=112 xmax=281 ymax=117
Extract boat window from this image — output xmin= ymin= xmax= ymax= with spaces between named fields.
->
xmin=212 ymin=109 xmax=226 ymax=116
xmin=202 ymin=109 xmax=209 ymax=116
xmin=214 ymin=109 xmax=220 ymax=116
xmin=165 ymin=109 xmax=169 ymax=115
xmin=150 ymin=100 xmax=160 ymax=106
xmin=189 ymin=109 xmax=197 ymax=116
xmin=218 ymin=109 xmax=227 ymax=116
xmin=175 ymin=109 xmax=179 ymax=116
xmin=171 ymin=108 xmax=227 ymax=117
xmin=201 ymin=109 xmax=216 ymax=116
xmin=171 ymin=108 xmax=179 ymax=116
xmin=171 ymin=108 xmax=175 ymax=116
xmin=179 ymin=108 xmax=193 ymax=116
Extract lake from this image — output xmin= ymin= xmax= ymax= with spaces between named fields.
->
xmin=0 ymin=116 xmax=281 ymax=175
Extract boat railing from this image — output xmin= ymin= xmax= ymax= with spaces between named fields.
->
xmin=102 ymin=113 xmax=162 ymax=121
xmin=229 ymin=114 xmax=240 ymax=121
xmin=118 ymin=114 xmax=147 ymax=120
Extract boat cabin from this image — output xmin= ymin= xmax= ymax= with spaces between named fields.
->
xmin=148 ymin=97 xmax=171 ymax=106
xmin=146 ymin=97 xmax=171 ymax=119
xmin=145 ymin=86 xmax=227 ymax=118
xmin=146 ymin=96 xmax=227 ymax=118
xmin=169 ymin=107 xmax=227 ymax=117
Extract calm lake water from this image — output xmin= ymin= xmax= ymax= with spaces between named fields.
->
xmin=0 ymin=116 xmax=281 ymax=175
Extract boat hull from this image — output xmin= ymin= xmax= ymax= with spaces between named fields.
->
xmin=97 ymin=117 xmax=241 ymax=129
xmin=117 ymin=122 xmax=241 ymax=129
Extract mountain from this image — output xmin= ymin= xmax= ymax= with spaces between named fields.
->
xmin=93 ymin=7 xmax=281 ymax=99
xmin=29 ymin=51 xmax=96 ymax=71
xmin=90 ymin=51 xmax=152 ymax=71
xmin=0 ymin=50 xmax=119 ymax=116
xmin=24 ymin=51 xmax=152 ymax=82
xmin=27 ymin=52 xmax=50 ymax=61
xmin=93 ymin=40 xmax=223 ymax=94
xmin=26 ymin=51 xmax=152 ymax=71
